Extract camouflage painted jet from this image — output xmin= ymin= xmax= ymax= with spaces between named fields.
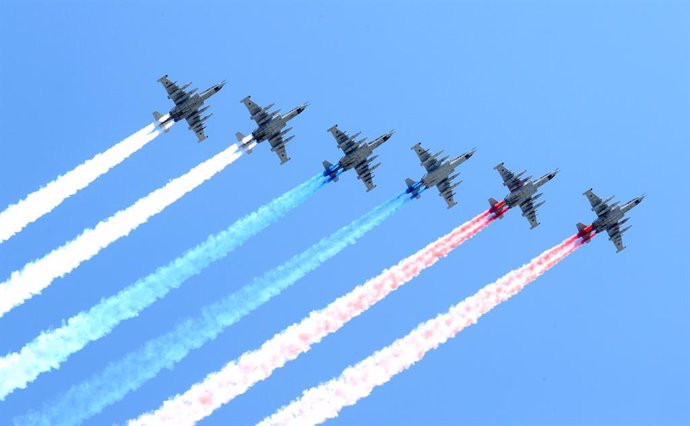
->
xmin=235 ymin=96 xmax=308 ymax=164
xmin=576 ymin=189 xmax=645 ymax=252
xmin=405 ymin=143 xmax=476 ymax=208
xmin=489 ymin=163 xmax=558 ymax=228
xmin=153 ymin=75 xmax=225 ymax=142
xmin=322 ymin=125 xmax=394 ymax=192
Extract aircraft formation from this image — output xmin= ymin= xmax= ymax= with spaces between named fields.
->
xmin=153 ymin=74 xmax=643 ymax=251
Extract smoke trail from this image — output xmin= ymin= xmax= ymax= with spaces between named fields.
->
xmin=130 ymin=210 xmax=495 ymax=425
xmin=0 ymin=122 xmax=162 ymax=244
xmin=260 ymin=235 xmax=583 ymax=426
xmin=14 ymin=193 xmax=409 ymax=426
xmin=0 ymin=143 xmax=241 ymax=319
xmin=0 ymin=174 xmax=326 ymax=401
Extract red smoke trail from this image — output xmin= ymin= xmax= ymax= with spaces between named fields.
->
xmin=259 ymin=235 xmax=583 ymax=426
xmin=129 ymin=210 xmax=494 ymax=425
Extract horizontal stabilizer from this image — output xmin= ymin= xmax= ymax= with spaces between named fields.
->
xmin=576 ymin=222 xmax=595 ymax=242
xmin=236 ymin=132 xmax=254 ymax=153
xmin=152 ymin=111 xmax=170 ymax=133
xmin=323 ymin=160 xmax=339 ymax=182
xmin=405 ymin=178 xmax=422 ymax=199
xmin=488 ymin=197 xmax=506 ymax=218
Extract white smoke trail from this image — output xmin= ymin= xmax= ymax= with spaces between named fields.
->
xmin=260 ymin=235 xmax=583 ymax=426
xmin=0 ymin=143 xmax=242 ymax=318
xmin=13 ymin=194 xmax=408 ymax=426
xmin=0 ymin=174 xmax=326 ymax=401
xmin=129 ymin=210 xmax=494 ymax=425
xmin=0 ymin=122 xmax=164 ymax=243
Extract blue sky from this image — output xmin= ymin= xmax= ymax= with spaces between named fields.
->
xmin=1 ymin=1 xmax=688 ymax=424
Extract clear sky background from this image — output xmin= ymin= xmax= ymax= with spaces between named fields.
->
xmin=1 ymin=1 xmax=688 ymax=425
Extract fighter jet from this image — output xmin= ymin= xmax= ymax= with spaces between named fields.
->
xmin=488 ymin=163 xmax=559 ymax=228
xmin=235 ymin=96 xmax=308 ymax=164
xmin=152 ymin=75 xmax=225 ymax=142
xmin=404 ymin=143 xmax=476 ymax=208
xmin=322 ymin=125 xmax=394 ymax=191
xmin=576 ymin=189 xmax=645 ymax=252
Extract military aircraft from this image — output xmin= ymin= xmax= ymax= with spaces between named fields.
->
xmin=322 ymin=125 xmax=394 ymax=191
xmin=488 ymin=163 xmax=559 ymax=228
xmin=152 ymin=75 xmax=225 ymax=142
xmin=235 ymin=96 xmax=308 ymax=164
xmin=576 ymin=189 xmax=645 ymax=252
xmin=404 ymin=143 xmax=476 ymax=208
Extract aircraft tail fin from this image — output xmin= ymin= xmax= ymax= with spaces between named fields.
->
xmin=405 ymin=178 xmax=422 ymax=199
xmin=576 ymin=222 xmax=594 ymax=242
xmin=322 ymin=160 xmax=339 ymax=182
xmin=488 ymin=197 xmax=506 ymax=218
xmin=235 ymin=132 xmax=254 ymax=153
xmin=152 ymin=111 xmax=170 ymax=133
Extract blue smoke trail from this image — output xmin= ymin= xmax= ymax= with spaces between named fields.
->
xmin=15 ymin=192 xmax=408 ymax=426
xmin=0 ymin=174 xmax=325 ymax=402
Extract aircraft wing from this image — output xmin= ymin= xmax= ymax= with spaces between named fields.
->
xmin=267 ymin=133 xmax=290 ymax=164
xmin=519 ymin=199 xmax=539 ymax=229
xmin=242 ymin=97 xmax=271 ymax=126
xmin=329 ymin=126 xmax=357 ymax=155
xmin=413 ymin=143 xmax=438 ymax=172
xmin=354 ymin=161 xmax=376 ymax=192
xmin=495 ymin=163 xmax=523 ymax=192
xmin=436 ymin=178 xmax=457 ymax=209
xmin=159 ymin=76 xmax=190 ymax=106
xmin=584 ymin=189 xmax=610 ymax=217
xmin=185 ymin=112 xmax=207 ymax=143
xmin=606 ymin=223 xmax=625 ymax=252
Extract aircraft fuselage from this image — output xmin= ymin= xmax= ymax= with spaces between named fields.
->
xmin=169 ymin=85 xmax=222 ymax=122
xmin=252 ymin=105 xmax=306 ymax=142
xmin=592 ymin=197 xmax=642 ymax=233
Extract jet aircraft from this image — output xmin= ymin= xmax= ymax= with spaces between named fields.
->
xmin=576 ymin=189 xmax=645 ymax=252
xmin=405 ymin=143 xmax=476 ymax=208
xmin=153 ymin=75 xmax=225 ymax=142
xmin=489 ymin=163 xmax=558 ymax=228
xmin=322 ymin=125 xmax=394 ymax=191
xmin=235 ymin=96 xmax=308 ymax=164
